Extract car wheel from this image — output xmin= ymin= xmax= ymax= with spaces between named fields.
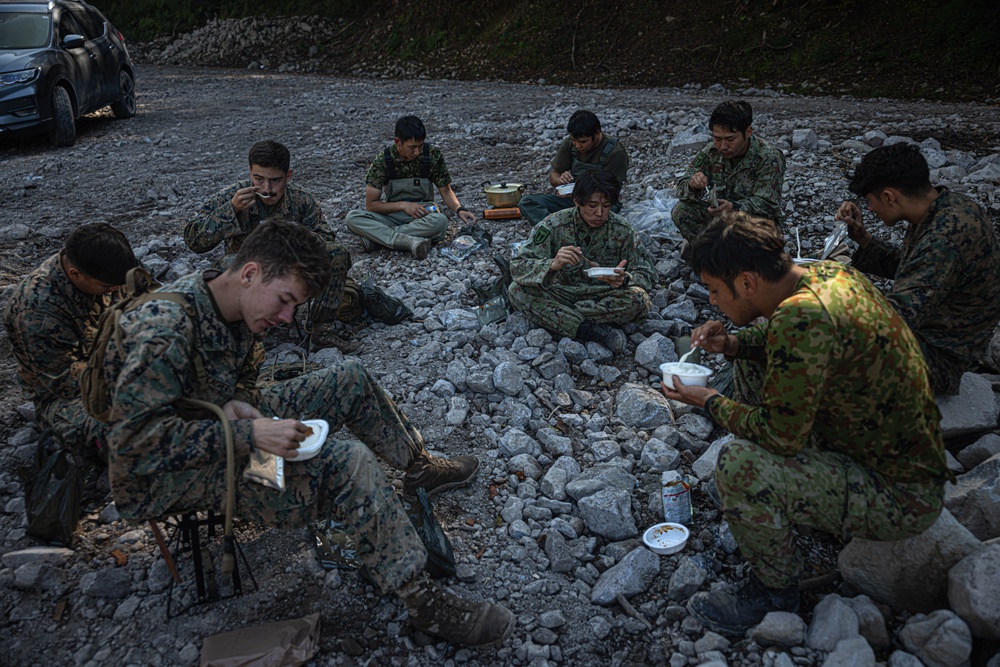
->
xmin=110 ymin=70 xmax=136 ymax=119
xmin=48 ymin=86 xmax=76 ymax=147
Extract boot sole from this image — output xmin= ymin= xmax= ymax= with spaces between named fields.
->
xmin=402 ymin=458 xmax=480 ymax=502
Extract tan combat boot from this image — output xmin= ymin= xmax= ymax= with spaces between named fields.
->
xmin=397 ymin=571 xmax=514 ymax=647
xmin=402 ymin=454 xmax=479 ymax=501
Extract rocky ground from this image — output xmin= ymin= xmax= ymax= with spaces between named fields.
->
xmin=1 ymin=61 xmax=1000 ymax=667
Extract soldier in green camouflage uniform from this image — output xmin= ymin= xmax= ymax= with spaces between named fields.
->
xmin=519 ymin=110 xmax=630 ymax=225
xmin=672 ymin=101 xmax=786 ymax=244
xmin=3 ymin=224 xmax=138 ymax=459
xmin=183 ymin=140 xmax=351 ymax=310
xmin=345 ymin=116 xmax=475 ymax=259
xmin=103 ymin=220 xmax=512 ymax=647
xmin=509 ymin=170 xmax=656 ymax=354
xmin=836 ymin=143 xmax=1000 ymax=395
xmin=661 ymin=212 xmax=951 ymax=636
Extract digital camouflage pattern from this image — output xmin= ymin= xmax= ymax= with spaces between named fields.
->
xmin=2 ymin=252 xmax=114 ymax=453
xmin=706 ymin=261 xmax=951 ymax=587
xmin=363 ymin=144 xmax=451 ymax=190
xmin=104 ymin=271 xmax=428 ymax=593
xmin=551 ymin=135 xmax=629 ymax=185
xmin=672 ymin=135 xmax=786 ymax=241
xmin=508 ymin=208 xmax=656 ymax=337
xmin=183 ymin=179 xmax=351 ymax=307
xmin=851 ymin=187 xmax=1000 ymax=395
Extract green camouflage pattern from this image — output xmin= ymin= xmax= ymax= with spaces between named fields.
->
xmin=705 ymin=262 xmax=950 ymax=587
xmin=508 ymin=207 xmax=656 ymax=337
xmin=551 ymin=135 xmax=629 ymax=185
xmin=2 ymin=252 xmax=114 ymax=453
xmin=363 ymin=144 xmax=451 ymax=190
xmin=183 ymin=180 xmax=351 ymax=308
xmin=672 ymin=135 xmax=786 ymax=241
xmin=715 ymin=438 xmax=944 ymax=588
xmin=851 ymin=188 xmax=1000 ymax=395
xmin=103 ymin=271 xmax=428 ymax=593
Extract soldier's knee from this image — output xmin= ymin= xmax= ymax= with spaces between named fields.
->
xmin=715 ymin=438 xmax=764 ymax=485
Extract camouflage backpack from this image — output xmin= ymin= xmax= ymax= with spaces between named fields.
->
xmin=80 ymin=267 xmax=207 ymax=422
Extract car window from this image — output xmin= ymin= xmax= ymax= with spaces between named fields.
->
xmin=69 ymin=8 xmax=105 ymax=41
xmin=0 ymin=12 xmax=51 ymax=49
xmin=57 ymin=10 xmax=86 ymax=42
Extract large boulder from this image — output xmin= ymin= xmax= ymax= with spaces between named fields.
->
xmin=838 ymin=509 xmax=982 ymax=612
xmin=615 ymin=382 xmax=674 ymax=430
xmin=944 ymin=453 xmax=1000 ymax=540
xmin=898 ymin=610 xmax=973 ymax=667
xmin=948 ymin=543 xmax=1000 ymax=639
xmin=936 ymin=373 xmax=999 ymax=437
xmin=590 ymin=547 xmax=660 ymax=605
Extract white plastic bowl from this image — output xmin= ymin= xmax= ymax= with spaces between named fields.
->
xmin=642 ymin=522 xmax=690 ymax=555
xmin=289 ymin=419 xmax=329 ymax=462
xmin=585 ymin=267 xmax=618 ymax=278
xmin=659 ymin=362 xmax=713 ymax=390
xmin=555 ymin=183 xmax=575 ymax=196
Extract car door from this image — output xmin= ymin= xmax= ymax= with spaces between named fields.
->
xmin=69 ymin=6 xmax=116 ymax=101
xmin=54 ymin=8 xmax=97 ymax=111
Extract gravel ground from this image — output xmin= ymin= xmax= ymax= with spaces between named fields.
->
xmin=0 ymin=65 xmax=998 ymax=667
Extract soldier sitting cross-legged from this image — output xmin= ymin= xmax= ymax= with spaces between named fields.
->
xmin=102 ymin=219 xmax=512 ymax=647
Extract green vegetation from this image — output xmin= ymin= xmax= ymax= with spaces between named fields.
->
xmin=101 ymin=0 xmax=1000 ymax=100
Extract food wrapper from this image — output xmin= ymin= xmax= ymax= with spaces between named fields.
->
xmin=243 ymin=450 xmax=285 ymax=491
xmin=200 ymin=613 xmax=320 ymax=667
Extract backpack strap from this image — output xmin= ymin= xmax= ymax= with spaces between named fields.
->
xmin=384 ymin=146 xmax=396 ymax=181
xmin=420 ymin=143 xmax=430 ymax=179
xmin=599 ymin=137 xmax=618 ymax=167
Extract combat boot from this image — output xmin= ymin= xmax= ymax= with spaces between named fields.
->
xmin=576 ymin=320 xmax=627 ymax=355
xmin=359 ymin=236 xmax=376 ymax=253
xmin=392 ymin=233 xmax=431 ymax=260
xmin=398 ymin=571 xmax=514 ymax=647
xmin=687 ymin=572 xmax=799 ymax=636
xmin=402 ymin=454 xmax=480 ymax=501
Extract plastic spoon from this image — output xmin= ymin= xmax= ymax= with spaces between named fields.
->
xmin=677 ymin=345 xmax=698 ymax=364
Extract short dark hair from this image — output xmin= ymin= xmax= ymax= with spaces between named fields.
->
xmin=248 ymin=140 xmax=291 ymax=172
xmin=567 ymin=110 xmax=601 ymax=139
xmin=709 ymin=100 xmax=753 ymax=135
xmin=394 ymin=115 xmax=426 ymax=142
xmin=63 ymin=223 xmax=137 ymax=285
xmin=572 ymin=169 xmax=621 ymax=206
xmin=848 ymin=143 xmax=933 ymax=198
xmin=230 ymin=218 xmax=332 ymax=298
xmin=691 ymin=211 xmax=791 ymax=294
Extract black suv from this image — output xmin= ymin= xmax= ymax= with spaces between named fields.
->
xmin=0 ymin=0 xmax=135 ymax=146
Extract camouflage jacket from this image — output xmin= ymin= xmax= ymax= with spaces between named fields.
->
xmin=676 ymin=135 xmax=786 ymax=223
xmin=184 ymin=180 xmax=335 ymax=255
xmin=510 ymin=208 xmax=656 ymax=292
xmin=851 ymin=188 xmax=1000 ymax=395
xmin=104 ymin=271 xmax=264 ymax=520
xmin=2 ymin=252 xmax=122 ymax=416
xmin=363 ymin=144 xmax=451 ymax=191
xmin=551 ymin=135 xmax=629 ymax=185
xmin=708 ymin=261 xmax=951 ymax=485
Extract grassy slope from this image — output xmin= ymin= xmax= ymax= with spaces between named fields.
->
xmin=101 ymin=0 xmax=999 ymax=101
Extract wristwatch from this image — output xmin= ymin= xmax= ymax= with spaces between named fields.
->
xmin=457 ymin=206 xmax=469 ymax=214
xmin=620 ymin=274 xmax=631 ymax=288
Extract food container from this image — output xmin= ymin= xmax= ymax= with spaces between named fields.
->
xmin=642 ymin=522 xmax=690 ymax=555
xmin=289 ymin=419 xmax=329 ymax=462
xmin=555 ymin=183 xmax=575 ymax=196
xmin=585 ymin=267 xmax=618 ymax=278
xmin=482 ymin=183 xmax=525 ymax=207
xmin=661 ymin=471 xmax=692 ymax=525
xmin=659 ymin=362 xmax=713 ymax=390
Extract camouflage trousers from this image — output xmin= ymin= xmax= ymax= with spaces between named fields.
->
xmin=671 ymin=199 xmax=715 ymax=244
xmin=344 ymin=209 xmax=449 ymax=249
xmin=715 ymin=438 xmax=945 ymax=589
xmin=38 ymin=398 xmax=110 ymax=462
xmin=162 ymin=358 xmax=430 ymax=593
xmin=507 ymin=282 xmax=651 ymax=338
xmin=518 ymin=194 xmax=575 ymax=225
xmin=217 ymin=241 xmax=352 ymax=317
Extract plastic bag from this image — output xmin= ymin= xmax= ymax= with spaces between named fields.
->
xmin=440 ymin=226 xmax=492 ymax=262
xmin=358 ymin=273 xmax=412 ymax=325
xmin=22 ymin=434 xmax=83 ymax=547
xmin=619 ymin=189 xmax=681 ymax=238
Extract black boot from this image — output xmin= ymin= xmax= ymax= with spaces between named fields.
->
xmin=576 ymin=320 xmax=626 ymax=355
xmin=687 ymin=572 xmax=800 ymax=636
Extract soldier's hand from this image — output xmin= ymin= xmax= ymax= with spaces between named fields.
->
xmin=691 ymin=320 xmax=738 ymax=357
xmin=551 ymin=245 xmax=583 ymax=272
xmin=689 ymin=172 xmax=708 ymax=191
xmin=836 ymin=201 xmax=871 ymax=248
xmin=597 ymin=260 xmax=628 ymax=288
xmin=557 ymin=171 xmax=574 ymax=185
xmin=708 ymin=199 xmax=733 ymax=216
xmin=231 ymin=186 xmax=259 ymax=213
xmin=661 ymin=380 xmax=718 ymax=409
xmin=252 ymin=418 xmax=309 ymax=459
xmin=401 ymin=202 xmax=428 ymax=217
xmin=458 ymin=209 xmax=477 ymax=225
xmin=224 ymin=400 xmax=263 ymax=421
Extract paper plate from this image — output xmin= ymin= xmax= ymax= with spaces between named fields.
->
xmin=289 ymin=419 xmax=329 ymax=461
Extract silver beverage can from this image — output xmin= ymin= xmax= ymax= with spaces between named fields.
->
xmin=661 ymin=471 xmax=692 ymax=525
